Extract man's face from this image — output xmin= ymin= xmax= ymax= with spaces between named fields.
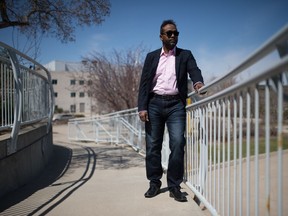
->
xmin=160 ymin=24 xmax=179 ymax=50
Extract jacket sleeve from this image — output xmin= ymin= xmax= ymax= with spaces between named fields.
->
xmin=137 ymin=53 xmax=152 ymax=112
xmin=186 ymin=50 xmax=204 ymax=85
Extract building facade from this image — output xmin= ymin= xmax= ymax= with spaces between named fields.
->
xmin=45 ymin=60 xmax=94 ymax=116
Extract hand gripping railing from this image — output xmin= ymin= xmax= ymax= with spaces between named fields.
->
xmin=0 ymin=42 xmax=55 ymax=154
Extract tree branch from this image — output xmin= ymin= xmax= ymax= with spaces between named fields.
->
xmin=0 ymin=21 xmax=29 ymax=29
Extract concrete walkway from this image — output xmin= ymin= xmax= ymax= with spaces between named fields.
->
xmin=0 ymin=124 xmax=208 ymax=216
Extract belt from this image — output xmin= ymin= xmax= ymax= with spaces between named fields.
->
xmin=151 ymin=93 xmax=180 ymax=100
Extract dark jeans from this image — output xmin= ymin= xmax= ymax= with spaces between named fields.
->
xmin=145 ymin=95 xmax=186 ymax=189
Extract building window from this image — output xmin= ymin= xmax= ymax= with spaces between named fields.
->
xmin=88 ymin=80 xmax=93 ymax=85
xmin=79 ymin=80 xmax=85 ymax=85
xmin=70 ymin=104 xmax=76 ymax=113
xmin=80 ymin=103 xmax=85 ymax=112
xmin=52 ymin=79 xmax=57 ymax=84
xmin=70 ymin=80 xmax=76 ymax=85
xmin=79 ymin=92 xmax=85 ymax=97
xmin=71 ymin=92 xmax=76 ymax=97
xmin=54 ymin=92 xmax=58 ymax=97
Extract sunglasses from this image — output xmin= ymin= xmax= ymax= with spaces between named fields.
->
xmin=162 ymin=30 xmax=179 ymax=37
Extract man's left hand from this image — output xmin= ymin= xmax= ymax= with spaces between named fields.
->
xmin=194 ymin=82 xmax=206 ymax=95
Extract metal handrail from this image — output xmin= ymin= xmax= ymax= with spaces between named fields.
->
xmin=0 ymin=41 xmax=55 ymax=154
xmin=185 ymin=24 xmax=288 ymax=215
xmin=190 ymin=23 xmax=288 ymax=97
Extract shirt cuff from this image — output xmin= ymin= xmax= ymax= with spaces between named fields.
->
xmin=193 ymin=81 xmax=203 ymax=87
xmin=138 ymin=110 xmax=147 ymax=113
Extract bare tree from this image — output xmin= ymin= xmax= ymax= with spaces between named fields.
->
xmin=0 ymin=0 xmax=110 ymax=42
xmin=0 ymin=0 xmax=110 ymax=59
xmin=206 ymin=75 xmax=237 ymax=95
xmin=81 ymin=46 xmax=147 ymax=113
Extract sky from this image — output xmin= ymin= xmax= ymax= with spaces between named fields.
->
xmin=1 ymin=0 xmax=288 ymax=81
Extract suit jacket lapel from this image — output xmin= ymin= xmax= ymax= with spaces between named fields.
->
xmin=150 ymin=49 xmax=161 ymax=78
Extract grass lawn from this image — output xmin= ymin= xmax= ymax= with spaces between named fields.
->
xmin=208 ymin=135 xmax=288 ymax=162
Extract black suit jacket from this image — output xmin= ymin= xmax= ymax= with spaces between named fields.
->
xmin=138 ymin=47 xmax=204 ymax=111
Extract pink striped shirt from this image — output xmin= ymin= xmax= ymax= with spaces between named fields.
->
xmin=152 ymin=47 xmax=179 ymax=95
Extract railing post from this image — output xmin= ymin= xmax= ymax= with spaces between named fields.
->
xmin=277 ymin=40 xmax=288 ymax=96
xmin=137 ymin=119 xmax=142 ymax=151
xmin=276 ymin=40 xmax=286 ymax=216
xmin=7 ymin=50 xmax=22 ymax=155
xmin=116 ymin=114 xmax=120 ymax=144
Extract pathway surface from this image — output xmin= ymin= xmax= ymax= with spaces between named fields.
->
xmin=0 ymin=124 xmax=208 ymax=216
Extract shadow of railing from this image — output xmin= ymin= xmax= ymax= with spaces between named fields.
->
xmin=0 ymin=139 xmax=146 ymax=215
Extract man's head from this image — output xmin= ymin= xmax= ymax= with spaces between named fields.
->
xmin=160 ymin=19 xmax=179 ymax=51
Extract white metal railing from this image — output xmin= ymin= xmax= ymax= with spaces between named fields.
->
xmin=68 ymin=108 xmax=147 ymax=153
xmin=186 ymin=67 xmax=288 ymax=216
xmin=68 ymin=24 xmax=288 ymax=215
xmin=0 ymin=42 xmax=54 ymax=154
xmin=185 ymin=24 xmax=288 ymax=216
xmin=68 ymin=107 xmax=172 ymax=168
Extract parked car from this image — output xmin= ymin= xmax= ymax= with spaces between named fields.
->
xmin=52 ymin=114 xmax=74 ymax=123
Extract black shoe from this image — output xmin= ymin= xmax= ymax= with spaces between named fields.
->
xmin=169 ymin=187 xmax=187 ymax=202
xmin=144 ymin=185 xmax=160 ymax=198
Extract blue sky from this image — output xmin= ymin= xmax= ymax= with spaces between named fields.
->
xmin=1 ymin=0 xmax=288 ymax=80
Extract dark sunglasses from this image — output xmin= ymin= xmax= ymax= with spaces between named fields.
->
xmin=162 ymin=30 xmax=179 ymax=37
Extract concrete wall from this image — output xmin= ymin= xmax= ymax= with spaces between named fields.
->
xmin=0 ymin=123 xmax=53 ymax=198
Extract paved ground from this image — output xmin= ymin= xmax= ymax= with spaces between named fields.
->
xmin=0 ymin=124 xmax=208 ymax=216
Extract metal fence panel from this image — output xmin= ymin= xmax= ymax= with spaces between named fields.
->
xmin=0 ymin=42 xmax=54 ymax=154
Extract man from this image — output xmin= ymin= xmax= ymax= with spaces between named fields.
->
xmin=138 ymin=19 xmax=204 ymax=202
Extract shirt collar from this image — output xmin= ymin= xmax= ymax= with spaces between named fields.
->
xmin=160 ymin=46 xmax=176 ymax=56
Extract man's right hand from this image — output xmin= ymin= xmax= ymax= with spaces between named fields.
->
xmin=139 ymin=110 xmax=149 ymax=122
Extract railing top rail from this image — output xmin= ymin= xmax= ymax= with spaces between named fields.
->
xmin=101 ymin=107 xmax=138 ymax=117
xmin=189 ymin=23 xmax=288 ymax=97
xmin=188 ymin=55 xmax=288 ymax=108
xmin=0 ymin=41 xmax=48 ymax=73
xmin=0 ymin=41 xmax=55 ymax=147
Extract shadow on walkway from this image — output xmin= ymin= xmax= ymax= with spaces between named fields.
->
xmin=0 ymin=140 xmax=147 ymax=215
xmin=0 ymin=144 xmax=72 ymax=214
